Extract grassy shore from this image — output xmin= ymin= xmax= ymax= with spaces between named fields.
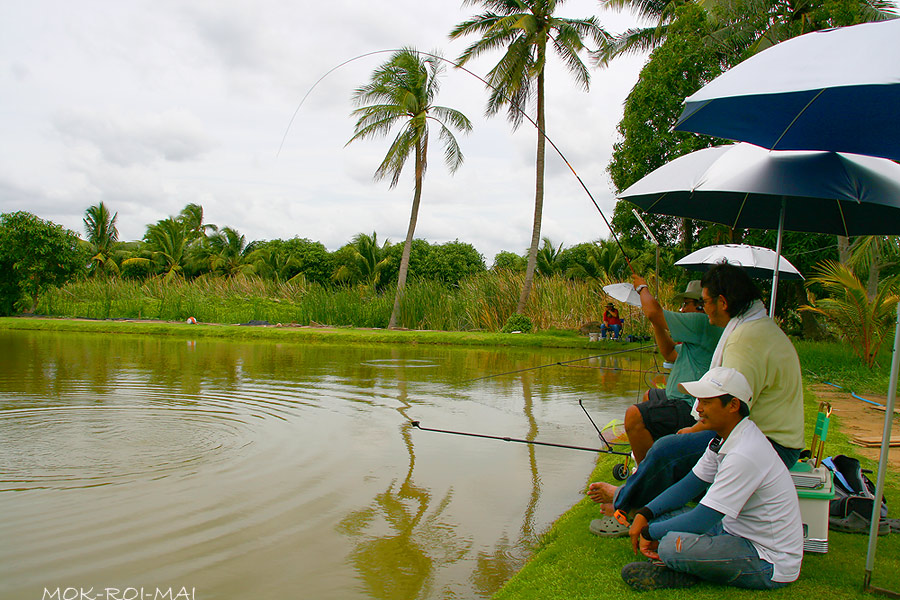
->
xmin=3 ymin=317 xmax=897 ymax=598
xmin=0 ymin=316 xmax=655 ymax=350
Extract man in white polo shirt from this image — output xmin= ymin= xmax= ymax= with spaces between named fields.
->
xmin=621 ymin=367 xmax=803 ymax=591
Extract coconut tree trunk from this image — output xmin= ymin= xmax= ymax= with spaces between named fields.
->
xmin=389 ymin=139 xmax=425 ymax=329
xmin=516 ymin=69 xmax=546 ymax=315
xmin=837 ymin=235 xmax=851 ymax=264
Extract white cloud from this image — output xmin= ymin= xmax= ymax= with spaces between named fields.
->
xmin=52 ymin=109 xmax=215 ymax=167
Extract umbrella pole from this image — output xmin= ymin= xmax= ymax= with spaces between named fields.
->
xmin=769 ymin=198 xmax=787 ymax=318
xmin=863 ymin=304 xmax=900 ymax=596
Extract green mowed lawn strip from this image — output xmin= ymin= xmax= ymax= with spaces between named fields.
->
xmin=0 ymin=316 xmax=654 ymax=350
xmin=495 ymin=383 xmax=900 ymax=599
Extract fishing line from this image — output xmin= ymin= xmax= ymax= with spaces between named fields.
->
xmin=277 ymin=48 xmax=634 ymax=268
xmin=562 ymin=363 xmax=663 ymax=375
xmin=461 ymin=344 xmax=655 ymax=383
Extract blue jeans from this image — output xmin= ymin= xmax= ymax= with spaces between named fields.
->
xmin=601 ymin=323 xmax=622 ymax=339
xmin=613 ymin=431 xmax=801 ymax=512
xmin=613 ymin=431 xmax=715 ymax=512
xmin=658 ymin=523 xmax=788 ymax=590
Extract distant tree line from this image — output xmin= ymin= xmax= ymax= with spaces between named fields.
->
xmin=0 ymin=204 xmax=662 ymax=316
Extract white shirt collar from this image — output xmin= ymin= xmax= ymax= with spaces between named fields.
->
xmin=717 ymin=417 xmax=753 ymax=455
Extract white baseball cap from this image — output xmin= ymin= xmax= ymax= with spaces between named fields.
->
xmin=678 ymin=367 xmax=753 ymax=403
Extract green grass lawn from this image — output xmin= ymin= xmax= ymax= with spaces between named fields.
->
xmin=0 ymin=316 xmax=656 ymax=351
xmin=494 ymin=382 xmax=900 ymax=599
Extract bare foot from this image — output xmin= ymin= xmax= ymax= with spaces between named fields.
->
xmin=599 ymin=502 xmax=615 ymax=516
xmin=587 ymin=481 xmax=619 ymax=503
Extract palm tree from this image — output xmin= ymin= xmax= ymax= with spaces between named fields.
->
xmin=177 ymin=203 xmax=217 ymax=242
xmin=205 ymin=227 xmax=254 ymax=277
xmin=83 ymin=202 xmax=120 ymax=276
xmin=535 ymin=237 xmax=565 ymax=276
xmin=332 ymin=232 xmax=393 ymax=291
xmin=347 ymin=48 xmax=472 ymax=329
xmin=802 ymin=260 xmax=899 ymax=368
xmin=565 ymin=239 xmax=625 ymax=281
xmin=143 ymin=218 xmax=189 ymax=280
xmin=450 ymin=1 xmax=608 ymax=314
xmin=248 ymin=246 xmax=300 ymax=283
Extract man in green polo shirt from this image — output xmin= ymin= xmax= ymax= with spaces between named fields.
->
xmin=621 ymin=277 xmax=723 ymax=464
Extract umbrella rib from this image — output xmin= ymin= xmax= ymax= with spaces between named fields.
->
xmin=731 ymin=193 xmax=749 ymax=229
xmin=836 ymin=199 xmax=850 ymax=237
xmin=771 ymin=89 xmax=826 ymax=150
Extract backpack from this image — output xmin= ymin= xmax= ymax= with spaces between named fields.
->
xmin=823 ymin=455 xmax=888 ymax=520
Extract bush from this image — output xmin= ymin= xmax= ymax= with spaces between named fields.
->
xmin=501 ymin=313 xmax=533 ymax=334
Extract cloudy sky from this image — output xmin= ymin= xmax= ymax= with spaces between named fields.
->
xmin=1 ymin=0 xmax=650 ymax=264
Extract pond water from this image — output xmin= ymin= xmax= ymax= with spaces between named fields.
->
xmin=0 ymin=330 xmax=654 ymax=600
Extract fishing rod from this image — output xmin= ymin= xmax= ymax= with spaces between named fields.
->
xmin=278 ymin=48 xmax=635 ymax=270
xmin=462 ymin=343 xmax=655 ymax=383
xmin=410 ymin=420 xmax=630 ymax=456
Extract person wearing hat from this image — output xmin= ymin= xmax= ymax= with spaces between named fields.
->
xmin=601 ymin=302 xmax=623 ymax=340
xmin=624 ymin=276 xmax=722 ymax=463
xmin=587 ymin=264 xmax=803 ymax=535
xmin=621 ymin=367 xmax=803 ymax=591
xmin=587 ymin=277 xmax=722 ymax=519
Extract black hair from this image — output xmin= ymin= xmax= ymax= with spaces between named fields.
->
xmin=701 ymin=262 xmax=763 ymax=318
xmin=716 ymin=393 xmax=750 ymax=417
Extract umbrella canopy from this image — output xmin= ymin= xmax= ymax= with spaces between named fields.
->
xmin=619 ymin=143 xmax=900 ymax=237
xmin=675 ymin=244 xmax=803 ymax=281
xmin=673 ymin=19 xmax=900 ymax=161
xmin=603 ymin=282 xmax=642 ymax=307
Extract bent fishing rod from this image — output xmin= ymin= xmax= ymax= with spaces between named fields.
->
xmin=277 ymin=49 xmax=635 ymax=271
xmin=410 ymin=399 xmax=628 ymax=456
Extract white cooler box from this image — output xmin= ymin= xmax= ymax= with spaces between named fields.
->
xmin=789 ymin=461 xmax=835 ymax=553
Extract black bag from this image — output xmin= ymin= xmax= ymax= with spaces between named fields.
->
xmin=823 ymin=455 xmax=888 ymax=520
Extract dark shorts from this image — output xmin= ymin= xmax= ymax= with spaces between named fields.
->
xmin=636 ymin=388 xmax=696 ymax=440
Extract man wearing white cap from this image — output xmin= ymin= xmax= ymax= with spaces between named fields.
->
xmin=621 ymin=367 xmax=803 ymax=591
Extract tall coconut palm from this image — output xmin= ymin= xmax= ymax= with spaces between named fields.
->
xmin=347 ymin=48 xmax=472 ymax=329
xmin=450 ymin=1 xmax=608 ymax=314
xmin=83 ymin=202 xmax=120 ymax=276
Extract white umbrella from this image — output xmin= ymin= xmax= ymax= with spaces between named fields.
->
xmin=618 ymin=142 xmax=900 ymax=315
xmin=675 ymin=244 xmax=803 ymax=281
xmin=674 ymin=19 xmax=900 ymax=161
xmin=603 ymin=282 xmax=642 ymax=307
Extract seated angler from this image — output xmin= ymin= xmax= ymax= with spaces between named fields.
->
xmin=617 ymin=277 xmax=721 ymax=464
xmin=601 ymin=303 xmax=623 ymax=340
xmin=588 ymin=263 xmax=804 ymax=536
xmin=621 ymin=367 xmax=803 ymax=592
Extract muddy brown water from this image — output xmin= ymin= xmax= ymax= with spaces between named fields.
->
xmin=0 ymin=330 xmax=652 ymax=599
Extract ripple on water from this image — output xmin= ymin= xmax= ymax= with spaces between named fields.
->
xmin=0 ymin=405 xmax=252 ymax=491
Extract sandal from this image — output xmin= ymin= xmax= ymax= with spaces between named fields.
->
xmin=590 ymin=516 xmax=629 ymax=537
